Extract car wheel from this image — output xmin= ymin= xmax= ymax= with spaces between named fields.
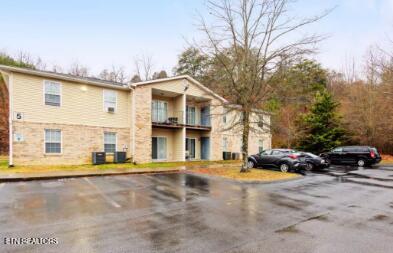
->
xmin=306 ymin=162 xmax=314 ymax=172
xmin=247 ymin=160 xmax=256 ymax=168
xmin=279 ymin=163 xmax=289 ymax=173
xmin=357 ymin=159 xmax=365 ymax=167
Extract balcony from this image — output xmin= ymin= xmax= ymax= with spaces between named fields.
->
xmin=152 ymin=110 xmax=184 ymax=129
xmin=185 ymin=106 xmax=211 ymax=131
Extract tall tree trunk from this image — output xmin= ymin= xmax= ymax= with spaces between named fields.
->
xmin=240 ymin=111 xmax=250 ymax=172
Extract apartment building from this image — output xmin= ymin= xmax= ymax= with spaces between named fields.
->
xmin=0 ymin=65 xmax=271 ymax=166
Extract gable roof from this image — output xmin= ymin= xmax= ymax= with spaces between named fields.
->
xmin=0 ymin=65 xmax=129 ymax=90
xmin=132 ymin=75 xmax=227 ymax=102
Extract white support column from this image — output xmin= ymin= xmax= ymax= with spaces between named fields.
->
xmin=181 ymin=94 xmax=187 ymax=161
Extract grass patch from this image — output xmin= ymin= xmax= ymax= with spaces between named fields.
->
xmin=191 ymin=167 xmax=300 ymax=182
xmin=0 ymin=156 xmax=240 ymax=174
xmin=0 ymin=156 xmax=7 ymax=170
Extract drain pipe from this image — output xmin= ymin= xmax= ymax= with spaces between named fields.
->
xmin=130 ymin=85 xmax=136 ymax=163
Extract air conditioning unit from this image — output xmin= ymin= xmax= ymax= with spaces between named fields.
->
xmin=106 ymin=107 xmax=115 ymax=113
xmin=92 ymin=152 xmax=106 ymax=165
xmin=223 ymin=152 xmax=232 ymax=160
xmin=114 ymin=152 xmax=127 ymax=163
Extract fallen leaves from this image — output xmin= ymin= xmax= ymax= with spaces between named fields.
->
xmin=192 ymin=167 xmax=300 ymax=181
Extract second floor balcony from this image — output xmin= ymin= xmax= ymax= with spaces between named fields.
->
xmin=151 ymin=100 xmax=211 ymax=130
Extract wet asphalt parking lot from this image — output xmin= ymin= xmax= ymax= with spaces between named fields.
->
xmin=1 ymin=165 xmax=393 ymax=253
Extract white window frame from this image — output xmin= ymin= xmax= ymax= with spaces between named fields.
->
xmin=104 ymin=132 xmax=117 ymax=153
xmin=222 ymin=137 xmax=228 ymax=152
xmin=151 ymin=100 xmax=168 ymax=122
xmin=103 ymin=89 xmax=117 ymax=113
xmin=43 ymin=80 xmax=62 ymax=107
xmin=258 ymin=139 xmax=264 ymax=153
xmin=152 ymin=136 xmax=168 ymax=161
xmin=44 ymin=129 xmax=62 ymax=154
xmin=222 ymin=108 xmax=228 ymax=124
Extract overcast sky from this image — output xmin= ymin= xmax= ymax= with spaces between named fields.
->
xmin=1 ymin=0 xmax=392 ymax=76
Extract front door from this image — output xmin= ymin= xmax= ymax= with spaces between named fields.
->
xmin=186 ymin=138 xmax=196 ymax=160
xmin=201 ymin=137 xmax=210 ymax=160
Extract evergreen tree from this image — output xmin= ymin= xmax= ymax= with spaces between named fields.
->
xmin=296 ymin=90 xmax=348 ymax=153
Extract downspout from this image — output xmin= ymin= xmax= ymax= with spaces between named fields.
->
xmin=130 ymin=86 xmax=136 ymax=163
xmin=8 ymin=73 xmax=13 ymax=167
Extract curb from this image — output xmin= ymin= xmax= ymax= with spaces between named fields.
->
xmin=185 ymin=170 xmax=304 ymax=184
xmin=347 ymin=171 xmax=393 ymax=182
xmin=345 ymin=178 xmax=393 ymax=189
xmin=0 ymin=169 xmax=182 ymax=183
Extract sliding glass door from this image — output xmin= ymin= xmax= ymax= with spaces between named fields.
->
xmin=186 ymin=106 xmax=196 ymax=125
xmin=152 ymin=137 xmax=167 ymax=160
xmin=152 ymin=100 xmax=168 ymax=122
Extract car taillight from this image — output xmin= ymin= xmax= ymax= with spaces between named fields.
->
xmin=370 ymin=150 xmax=375 ymax=158
xmin=288 ymin=154 xmax=298 ymax=159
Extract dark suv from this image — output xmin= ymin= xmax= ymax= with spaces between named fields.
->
xmin=320 ymin=146 xmax=381 ymax=167
xmin=247 ymin=149 xmax=307 ymax=172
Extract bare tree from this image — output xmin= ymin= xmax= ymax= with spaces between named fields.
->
xmin=68 ymin=62 xmax=89 ymax=77
xmin=133 ymin=54 xmax=154 ymax=81
xmin=198 ymin=0 xmax=329 ymax=172
xmin=99 ymin=65 xmax=128 ymax=83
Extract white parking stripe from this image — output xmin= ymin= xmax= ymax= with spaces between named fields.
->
xmin=83 ymin=178 xmax=121 ymax=208
xmin=0 ymin=183 xmax=4 ymax=190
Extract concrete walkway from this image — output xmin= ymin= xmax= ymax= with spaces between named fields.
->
xmin=0 ymin=167 xmax=185 ymax=182
xmin=0 ymin=163 xmax=242 ymax=182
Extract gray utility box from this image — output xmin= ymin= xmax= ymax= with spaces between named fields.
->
xmin=114 ymin=152 xmax=127 ymax=164
xmin=92 ymin=152 xmax=106 ymax=165
xmin=223 ymin=152 xmax=232 ymax=160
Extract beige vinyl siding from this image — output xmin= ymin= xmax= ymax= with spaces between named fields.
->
xmin=148 ymin=79 xmax=216 ymax=100
xmin=12 ymin=73 xmax=130 ymax=128
xmin=173 ymin=128 xmax=185 ymax=161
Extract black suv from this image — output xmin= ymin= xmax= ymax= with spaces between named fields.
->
xmin=320 ymin=146 xmax=382 ymax=167
xmin=247 ymin=149 xmax=307 ymax=172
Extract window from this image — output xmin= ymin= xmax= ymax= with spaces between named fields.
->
xmin=44 ymin=80 xmax=61 ymax=106
xmin=152 ymin=100 xmax=168 ymax=122
xmin=258 ymin=116 xmax=264 ymax=129
xmin=186 ymin=106 xmax=196 ymax=125
xmin=332 ymin=147 xmax=343 ymax=153
xmin=260 ymin=150 xmax=272 ymax=155
xmin=45 ymin=129 xmax=61 ymax=153
xmin=103 ymin=90 xmax=117 ymax=112
xmin=222 ymin=137 xmax=228 ymax=151
xmin=222 ymin=108 xmax=227 ymax=124
xmin=104 ymin=132 xmax=117 ymax=153
xmin=272 ymin=150 xmax=282 ymax=155
xmin=258 ymin=139 xmax=264 ymax=153
xmin=152 ymin=137 xmax=167 ymax=160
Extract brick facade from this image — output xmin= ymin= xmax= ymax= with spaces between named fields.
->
xmin=13 ymin=121 xmax=130 ymax=165
xmin=133 ymin=87 xmax=152 ymax=163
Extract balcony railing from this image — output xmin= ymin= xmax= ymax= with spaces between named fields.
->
xmin=152 ymin=111 xmax=184 ymax=127
xmin=185 ymin=114 xmax=211 ymax=128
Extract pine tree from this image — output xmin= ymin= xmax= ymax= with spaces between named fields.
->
xmin=296 ymin=90 xmax=348 ymax=154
